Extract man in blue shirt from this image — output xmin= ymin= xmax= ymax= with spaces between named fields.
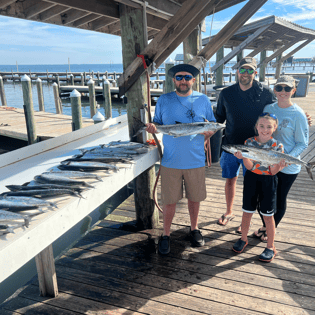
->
xmin=146 ymin=64 xmax=216 ymax=255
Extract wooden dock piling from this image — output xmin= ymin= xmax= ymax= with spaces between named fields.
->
xmin=52 ymin=83 xmax=62 ymax=114
xmin=165 ymin=59 xmax=175 ymax=93
xmin=70 ymin=89 xmax=83 ymax=131
xmin=36 ymin=78 xmax=45 ymax=111
xmin=88 ymin=79 xmax=97 ymax=118
xmin=102 ymin=77 xmax=112 ymax=119
xmin=21 ymin=74 xmax=37 ymax=144
xmin=0 ymin=75 xmax=7 ymax=106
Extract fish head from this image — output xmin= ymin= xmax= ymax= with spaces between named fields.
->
xmin=222 ymin=144 xmax=237 ymax=154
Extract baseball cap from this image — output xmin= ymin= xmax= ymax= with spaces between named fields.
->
xmin=274 ymin=75 xmax=298 ymax=88
xmin=239 ymin=57 xmax=257 ymax=70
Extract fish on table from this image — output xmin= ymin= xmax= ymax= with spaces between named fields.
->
xmin=58 ymin=161 xmax=119 ymax=172
xmin=42 ymin=170 xmax=103 ymax=182
xmin=6 ymin=183 xmax=86 ymax=193
xmin=222 ymin=144 xmax=315 ymax=180
xmin=0 ymin=209 xmax=30 ymax=228
xmin=1 ymin=188 xmax=83 ymax=199
xmin=34 ymin=174 xmax=94 ymax=188
xmin=0 ymin=195 xmax=58 ymax=209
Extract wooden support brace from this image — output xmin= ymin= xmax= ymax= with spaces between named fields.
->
xmin=279 ymin=38 xmax=314 ymax=63
xmin=189 ymin=0 xmax=268 ymax=69
xmin=35 ymin=244 xmax=58 ymax=297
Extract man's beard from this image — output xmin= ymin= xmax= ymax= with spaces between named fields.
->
xmin=239 ymin=76 xmax=253 ymax=86
xmin=176 ymin=84 xmax=191 ymax=95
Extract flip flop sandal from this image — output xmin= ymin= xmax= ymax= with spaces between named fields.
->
xmin=253 ymin=228 xmax=266 ymax=239
xmin=260 ymin=231 xmax=268 ymax=243
xmin=217 ymin=214 xmax=235 ymax=226
xmin=236 ymin=222 xmax=252 ymax=234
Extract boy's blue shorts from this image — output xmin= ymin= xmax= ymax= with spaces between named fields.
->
xmin=220 ymin=151 xmax=247 ymax=179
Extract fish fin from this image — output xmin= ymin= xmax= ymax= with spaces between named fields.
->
xmin=175 ymin=121 xmax=183 ymax=124
xmin=306 ymin=161 xmax=315 ymax=180
xmin=22 ymin=182 xmax=31 ymax=186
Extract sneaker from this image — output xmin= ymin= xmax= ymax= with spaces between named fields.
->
xmin=189 ymin=229 xmax=205 ymax=247
xmin=259 ymin=247 xmax=277 ymax=262
xmin=232 ymin=238 xmax=248 ymax=253
xmin=158 ymin=235 xmax=170 ymax=255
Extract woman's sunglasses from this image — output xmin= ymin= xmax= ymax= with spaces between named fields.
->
xmin=259 ymin=112 xmax=277 ymax=120
xmin=175 ymin=75 xmax=193 ymax=81
xmin=239 ymin=68 xmax=255 ymax=75
xmin=274 ymin=85 xmax=293 ymax=92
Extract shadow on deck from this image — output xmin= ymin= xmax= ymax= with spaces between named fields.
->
xmin=1 ymin=127 xmax=315 ymax=315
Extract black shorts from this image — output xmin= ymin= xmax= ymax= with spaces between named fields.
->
xmin=242 ymin=171 xmax=278 ymax=216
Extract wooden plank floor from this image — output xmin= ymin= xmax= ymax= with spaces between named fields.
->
xmin=1 ymin=125 xmax=315 ymax=315
xmin=0 ymin=107 xmax=94 ymax=141
xmin=1 ymin=85 xmax=315 ymax=314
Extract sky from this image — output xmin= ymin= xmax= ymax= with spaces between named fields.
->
xmin=0 ymin=0 xmax=314 ymax=65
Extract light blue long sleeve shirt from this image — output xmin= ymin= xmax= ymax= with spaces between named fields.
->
xmin=264 ymin=102 xmax=309 ymax=174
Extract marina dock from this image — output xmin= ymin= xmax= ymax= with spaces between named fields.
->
xmin=1 ymin=85 xmax=315 ymax=314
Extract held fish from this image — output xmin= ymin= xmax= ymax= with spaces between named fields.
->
xmin=222 ymin=144 xmax=315 ymax=180
xmin=134 ymin=117 xmax=225 ymax=138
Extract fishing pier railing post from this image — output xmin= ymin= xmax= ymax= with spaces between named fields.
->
xmin=0 ymin=75 xmax=7 ymax=106
xmin=70 ymin=89 xmax=83 ymax=131
xmin=88 ymin=78 xmax=97 ymax=118
xmin=21 ymin=74 xmax=37 ymax=145
xmin=80 ymin=73 xmax=84 ymax=85
xmin=102 ymin=76 xmax=112 ymax=119
xmin=55 ymin=75 xmax=60 ymax=91
xmin=69 ymin=74 xmax=74 ymax=85
xmin=52 ymin=83 xmax=62 ymax=114
xmin=36 ymin=78 xmax=45 ymax=111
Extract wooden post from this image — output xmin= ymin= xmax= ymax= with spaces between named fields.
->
xmin=165 ymin=58 xmax=175 ymax=93
xmin=0 ymin=75 xmax=7 ymax=106
xmin=69 ymin=74 xmax=74 ymax=85
xmin=35 ymin=244 xmax=58 ymax=297
xmin=80 ymin=73 xmax=84 ymax=85
xmin=184 ymin=27 xmax=200 ymax=91
xmin=52 ymin=83 xmax=62 ymax=114
xmin=275 ymin=53 xmax=283 ymax=79
xmin=215 ymin=46 xmax=224 ymax=86
xmin=87 ymin=78 xmax=97 ymax=118
xmin=97 ymin=71 xmax=100 ymax=86
xmin=83 ymin=72 xmax=87 ymax=85
xmin=55 ymin=75 xmax=60 ymax=91
xmin=259 ymin=50 xmax=267 ymax=82
xmin=21 ymin=74 xmax=37 ymax=144
xmin=105 ymin=71 xmax=108 ymax=79
xmin=120 ymin=3 xmax=158 ymax=229
xmin=92 ymin=111 xmax=105 ymax=124
xmin=102 ymin=76 xmax=112 ymax=119
xmin=70 ymin=89 xmax=82 ymax=131
xmin=36 ymin=78 xmax=45 ymax=111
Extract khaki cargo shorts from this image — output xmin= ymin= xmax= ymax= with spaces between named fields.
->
xmin=160 ymin=166 xmax=207 ymax=205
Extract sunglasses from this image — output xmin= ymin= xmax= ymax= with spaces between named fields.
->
xmin=259 ymin=112 xmax=277 ymax=120
xmin=239 ymin=68 xmax=255 ymax=75
xmin=274 ymin=85 xmax=293 ymax=92
xmin=175 ymin=74 xmax=193 ymax=81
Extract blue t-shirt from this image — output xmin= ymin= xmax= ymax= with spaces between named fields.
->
xmin=153 ymin=91 xmax=216 ymax=169
xmin=263 ymin=102 xmax=309 ymax=174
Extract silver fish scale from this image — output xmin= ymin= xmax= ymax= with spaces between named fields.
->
xmin=0 ymin=196 xmax=57 ymax=208
xmin=0 ymin=210 xmax=29 ymax=227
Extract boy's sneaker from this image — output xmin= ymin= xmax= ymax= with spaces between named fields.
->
xmin=189 ymin=229 xmax=205 ymax=247
xmin=158 ymin=235 xmax=170 ymax=255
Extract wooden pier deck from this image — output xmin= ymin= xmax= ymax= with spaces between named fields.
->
xmin=0 ymin=107 xmax=94 ymax=141
xmin=1 ymin=86 xmax=315 ymax=314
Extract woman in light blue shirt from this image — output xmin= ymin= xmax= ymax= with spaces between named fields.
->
xmin=254 ymin=75 xmax=309 ymax=242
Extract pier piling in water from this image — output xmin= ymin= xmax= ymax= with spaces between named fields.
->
xmin=0 ymin=75 xmax=7 ymax=106
xmin=52 ymin=83 xmax=62 ymax=114
xmin=88 ymin=78 xmax=97 ymax=118
xmin=36 ymin=78 xmax=45 ymax=111
xmin=21 ymin=74 xmax=37 ymax=144
xmin=70 ymin=89 xmax=83 ymax=131
xmin=102 ymin=76 xmax=112 ymax=119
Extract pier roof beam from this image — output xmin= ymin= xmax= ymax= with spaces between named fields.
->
xmin=279 ymin=38 xmax=314 ymax=63
xmin=0 ymin=0 xmax=16 ymax=9
xmin=211 ymin=24 xmax=270 ymax=72
xmin=258 ymin=37 xmax=306 ymax=67
xmin=97 ymin=20 xmax=121 ymax=35
xmin=91 ymin=17 xmax=117 ymax=31
xmin=189 ymin=0 xmax=268 ymax=69
xmin=61 ymin=8 xmax=90 ymax=25
xmin=72 ymin=13 xmax=101 ymax=27
xmin=25 ymin=2 xmax=56 ymax=19
xmin=118 ymin=0 xmax=218 ymax=96
xmin=39 ymin=5 xmax=70 ymax=21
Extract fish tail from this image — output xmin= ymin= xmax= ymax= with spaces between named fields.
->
xmin=306 ymin=161 xmax=315 ymax=180
xmin=24 ymin=217 xmax=30 ymax=228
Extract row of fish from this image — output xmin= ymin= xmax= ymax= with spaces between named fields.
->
xmin=0 ymin=141 xmax=150 ymax=236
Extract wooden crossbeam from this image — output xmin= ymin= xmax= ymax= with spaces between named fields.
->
xmin=72 ymin=13 xmax=101 ymax=27
xmin=39 ymin=5 xmax=70 ymax=21
xmin=189 ymin=0 xmax=268 ymax=69
xmin=279 ymin=38 xmax=314 ymax=63
xmin=258 ymin=37 xmax=306 ymax=68
xmin=211 ymin=25 xmax=270 ymax=72
xmin=91 ymin=17 xmax=117 ymax=31
xmin=61 ymin=9 xmax=90 ymax=25
xmin=25 ymin=2 xmax=56 ymax=19
xmin=0 ymin=0 xmax=16 ymax=9
xmin=118 ymin=0 xmax=214 ymax=96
